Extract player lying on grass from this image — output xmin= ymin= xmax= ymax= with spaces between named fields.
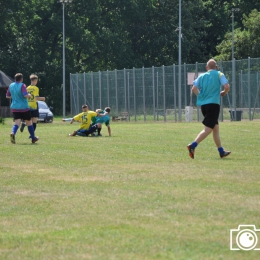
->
xmin=91 ymin=107 xmax=111 ymax=136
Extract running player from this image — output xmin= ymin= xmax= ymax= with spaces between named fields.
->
xmin=20 ymin=74 xmax=45 ymax=133
xmin=187 ymin=59 xmax=231 ymax=159
xmin=6 ymin=73 xmax=39 ymax=144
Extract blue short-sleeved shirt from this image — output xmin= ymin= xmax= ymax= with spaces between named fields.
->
xmin=95 ymin=112 xmax=110 ymax=126
xmin=193 ymin=70 xmax=228 ymax=106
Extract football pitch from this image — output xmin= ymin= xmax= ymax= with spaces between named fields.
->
xmin=0 ymin=118 xmax=260 ymax=260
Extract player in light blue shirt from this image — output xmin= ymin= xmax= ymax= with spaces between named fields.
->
xmin=187 ymin=59 xmax=231 ymax=159
xmin=93 ymin=107 xmax=111 ymax=136
xmin=193 ymin=69 xmax=229 ymax=106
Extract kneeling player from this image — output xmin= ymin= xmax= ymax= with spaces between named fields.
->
xmin=75 ymin=107 xmax=111 ymax=137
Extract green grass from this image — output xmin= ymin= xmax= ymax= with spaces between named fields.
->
xmin=0 ymin=118 xmax=260 ymax=260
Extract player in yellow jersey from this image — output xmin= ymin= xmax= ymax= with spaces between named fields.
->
xmin=68 ymin=104 xmax=98 ymax=136
xmin=20 ymin=74 xmax=45 ymax=134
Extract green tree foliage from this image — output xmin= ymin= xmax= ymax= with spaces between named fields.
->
xmin=0 ymin=0 xmax=259 ymax=114
xmin=215 ymin=9 xmax=260 ymax=60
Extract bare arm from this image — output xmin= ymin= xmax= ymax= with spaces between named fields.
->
xmin=70 ymin=118 xmax=75 ymax=124
xmin=220 ymin=83 xmax=230 ymax=97
xmin=24 ymin=94 xmax=32 ymax=99
xmin=97 ymin=112 xmax=108 ymax=117
xmin=36 ymin=96 xmax=45 ymax=101
xmin=192 ymin=85 xmax=200 ymax=96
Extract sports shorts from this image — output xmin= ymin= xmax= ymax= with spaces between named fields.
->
xmin=13 ymin=110 xmax=32 ymax=121
xmin=201 ymin=103 xmax=220 ymax=129
xmin=30 ymin=109 xmax=39 ymax=118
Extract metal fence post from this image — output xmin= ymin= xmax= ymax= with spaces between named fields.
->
xmin=124 ymin=68 xmax=127 ymax=111
xmin=184 ymin=63 xmax=187 ymax=107
xmin=83 ymin=72 xmax=86 ymax=105
xmin=239 ymin=70 xmax=242 ymax=108
xmin=76 ymin=73 xmax=79 ymax=114
xmin=162 ymin=65 xmax=166 ymax=122
xmin=107 ymin=70 xmax=109 ymax=107
xmin=127 ymin=72 xmax=130 ymax=121
xmin=195 ymin=62 xmax=199 ymax=121
xmin=133 ymin=67 xmax=136 ymax=121
xmin=152 ymin=66 xmax=155 ymax=121
xmin=173 ymin=64 xmax=177 ymax=122
xmin=115 ymin=69 xmax=118 ymax=114
xmin=142 ymin=66 xmax=146 ymax=121
xmin=91 ymin=71 xmax=94 ymax=110
xmin=70 ymin=73 xmax=72 ymax=116
xmin=156 ymin=71 xmax=159 ymax=121
xmin=248 ymin=57 xmax=251 ymax=120
xmin=232 ymin=58 xmax=237 ymax=120
xmin=99 ymin=71 xmax=102 ymax=108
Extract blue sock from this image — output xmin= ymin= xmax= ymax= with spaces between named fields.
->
xmin=218 ymin=147 xmax=224 ymax=154
xmin=192 ymin=141 xmax=198 ymax=148
xmin=28 ymin=125 xmax=35 ymax=139
xmin=12 ymin=125 xmax=19 ymax=134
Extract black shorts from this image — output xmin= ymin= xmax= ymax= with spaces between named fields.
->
xmin=30 ymin=109 xmax=39 ymax=118
xmin=13 ymin=110 xmax=32 ymax=121
xmin=201 ymin=104 xmax=220 ymax=129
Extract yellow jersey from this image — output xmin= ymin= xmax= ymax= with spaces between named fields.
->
xmin=73 ymin=111 xmax=97 ymax=130
xmin=27 ymin=85 xmax=40 ymax=110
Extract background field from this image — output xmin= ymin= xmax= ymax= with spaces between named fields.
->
xmin=0 ymin=118 xmax=260 ymax=260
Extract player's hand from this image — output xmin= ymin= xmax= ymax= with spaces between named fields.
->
xmin=220 ymin=91 xmax=227 ymax=97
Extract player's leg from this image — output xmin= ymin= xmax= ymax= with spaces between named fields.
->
xmin=213 ymin=124 xmax=231 ymax=158
xmin=10 ymin=112 xmax=22 ymax=144
xmin=23 ymin=111 xmax=38 ymax=143
xmin=32 ymin=105 xmax=39 ymax=132
xmin=97 ymin=124 xmax=102 ymax=136
xmin=20 ymin=120 xmax=26 ymax=132
xmin=84 ymin=124 xmax=99 ymax=136
xmin=212 ymin=124 xmax=221 ymax=148
xmin=32 ymin=117 xmax=38 ymax=131
xmin=187 ymin=104 xmax=214 ymax=159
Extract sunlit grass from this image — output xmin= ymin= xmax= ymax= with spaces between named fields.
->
xmin=0 ymin=118 xmax=260 ymax=260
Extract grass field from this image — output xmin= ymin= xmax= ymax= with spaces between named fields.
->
xmin=0 ymin=118 xmax=260 ymax=260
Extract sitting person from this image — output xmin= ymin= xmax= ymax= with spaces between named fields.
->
xmin=68 ymin=104 xmax=97 ymax=136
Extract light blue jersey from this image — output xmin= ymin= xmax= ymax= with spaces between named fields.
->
xmin=95 ymin=113 xmax=110 ymax=126
xmin=193 ymin=70 xmax=228 ymax=106
xmin=8 ymin=82 xmax=30 ymax=110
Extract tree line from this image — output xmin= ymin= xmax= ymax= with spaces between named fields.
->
xmin=0 ymin=0 xmax=260 ymax=114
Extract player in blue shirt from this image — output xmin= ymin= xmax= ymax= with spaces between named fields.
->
xmin=187 ymin=59 xmax=231 ymax=159
xmin=6 ymin=73 xmax=39 ymax=144
xmin=94 ymin=107 xmax=111 ymax=136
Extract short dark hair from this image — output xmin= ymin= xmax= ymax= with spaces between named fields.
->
xmin=82 ymin=104 xmax=88 ymax=109
xmin=15 ymin=73 xmax=23 ymax=82
xmin=105 ymin=107 xmax=111 ymax=113
xmin=30 ymin=74 xmax=38 ymax=80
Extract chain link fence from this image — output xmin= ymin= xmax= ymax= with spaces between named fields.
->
xmin=70 ymin=57 xmax=260 ymax=121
